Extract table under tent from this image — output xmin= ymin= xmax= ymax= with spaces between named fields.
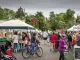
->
xmin=0 ymin=19 xmax=35 ymax=49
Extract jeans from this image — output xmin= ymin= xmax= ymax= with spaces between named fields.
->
xmin=55 ymin=41 xmax=59 ymax=49
xmin=68 ymin=42 xmax=72 ymax=50
xmin=59 ymin=50 xmax=64 ymax=60
xmin=30 ymin=43 xmax=38 ymax=53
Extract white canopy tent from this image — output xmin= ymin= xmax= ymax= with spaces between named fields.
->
xmin=73 ymin=25 xmax=80 ymax=30
xmin=0 ymin=19 xmax=35 ymax=30
xmin=67 ymin=25 xmax=79 ymax=31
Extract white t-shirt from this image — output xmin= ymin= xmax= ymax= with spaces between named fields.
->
xmin=42 ymin=32 xmax=48 ymax=38
xmin=13 ymin=35 xmax=19 ymax=43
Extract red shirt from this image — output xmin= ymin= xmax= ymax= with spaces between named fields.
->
xmin=25 ymin=36 xmax=30 ymax=41
xmin=72 ymin=39 xmax=76 ymax=45
xmin=6 ymin=49 xmax=11 ymax=56
xmin=50 ymin=34 xmax=56 ymax=43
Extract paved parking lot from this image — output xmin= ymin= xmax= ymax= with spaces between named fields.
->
xmin=13 ymin=40 xmax=73 ymax=60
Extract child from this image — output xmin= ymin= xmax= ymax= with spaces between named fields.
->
xmin=6 ymin=46 xmax=11 ymax=56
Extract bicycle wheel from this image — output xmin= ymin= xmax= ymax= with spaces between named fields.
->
xmin=36 ymin=47 xmax=43 ymax=57
xmin=22 ymin=48 xmax=30 ymax=59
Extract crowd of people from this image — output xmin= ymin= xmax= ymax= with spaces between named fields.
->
xmin=12 ymin=31 xmax=41 ymax=53
xmin=41 ymin=31 xmax=80 ymax=60
xmin=0 ymin=31 xmax=41 ymax=54
xmin=1 ymin=30 xmax=80 ymax=60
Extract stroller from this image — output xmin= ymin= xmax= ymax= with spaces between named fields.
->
xmin=0 ymin=39 xmax=17 ymax=60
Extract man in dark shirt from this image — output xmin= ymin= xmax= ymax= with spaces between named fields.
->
xmin=68 ymin=33 xmax=72 ymax=50
xmin=30 ymin=33 xmax=38 ymax=53
xmin=55 ymin=32 xmax=60 ymax=49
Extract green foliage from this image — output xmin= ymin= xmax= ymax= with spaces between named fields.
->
xmin=0 ymin=7 xmax=77 ymax=30
xmin=0 ymin=7 xmax=15 ymax=20
xmin=15 ymin=7 xmax=25 ymax=20
xmin=3 ymin=8 xmax=10 ymax=19
xmin=25 ymin=14 xmax=35 ymax=24
xmin=35 ymin=11 xmax=45 ymax=31
xmin=49 ymin=11 xmax=58 ymax=30
xmin=25 ymin=14 xmax=31 ymax=24
xmin=49 ymin=11 xmax=56 ymax=21
xmin=9 ymin=10 xmax=15 ymax=19
xmin=0 ymin=7 xmax=4 ymax=19
xmin=76 ymin=16 xmax=80 ymax=24
xmin=49 ymin=9 xmax=75 ymax=30
xmin=64 ymin=9 xmax=75 ymax=23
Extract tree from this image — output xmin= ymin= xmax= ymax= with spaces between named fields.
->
xmin=49 ymin=11 xmax=57 ymax=30
xmin=25 ymin=14 xmax=35 ymax=24
xmin=0 ymin=7 xmax=5 ymax=19
xmin=64 ymin=9 xmax=75 ymax=23
xmin=49 ymin=11 xmax=56 ymax=21
xmin=25 ymin=14 xmax=31 ymax=24
xmin=64 ymin=9 xmax=75 ymax=28
xmin=0 ymin=7 xmax=16 ymax=20
xmin=35 ymin=11 xmax=45 ymax=30
xmin=55 ymin=13 xmax=66 ymax=29
xmin=3 ymin=8 xmax=10 ymax=19
xmin=31 ymin=18 xmax=38 ymax=24
xmin=3 ymin=8 xmax=16 ymax=19
xmin=15 ymin=7 xmax=25 ymax=20
xmin=31 ymin=17 xmax=39 ymax=29
xmin=76 ymin=15 xmax=80 ymax=24
xmin=9 ymin=10 xmax=15 ymax=19
xmin=44 ymin=18 xmax=51 ymax=30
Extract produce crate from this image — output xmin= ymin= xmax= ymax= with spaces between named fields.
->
xmin=0 ymin=42 xmax=6 ymax=45
xmin=0 ymin=37 xmax=8 ymax=45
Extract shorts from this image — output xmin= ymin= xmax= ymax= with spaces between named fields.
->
xmin=43 ymin=38 xmax=47 ymax=40
xmin=51 ymin=40 xmax=56 ymax=44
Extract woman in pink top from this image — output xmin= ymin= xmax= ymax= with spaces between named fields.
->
xmin=50 ymin=32 xmax=56 ymax=50
xmin=59 ymin=35 xmax=65 ymax=60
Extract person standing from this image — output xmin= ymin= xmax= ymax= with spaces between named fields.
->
xmin=50 ymin=32 xmax=56 ymax=50
xmin=59 ymin=35 xmax=65 ymax=60
xmin=30 ymin=33 xmax=36 ymax=54
xmin=77 ymin=32 xmax=80 ymax=46
xmin=24 ymin=33 xmax=30 ymax=47
xmin=67 ymin=33 xmax=72 ymax=50
xmin=72 ymin=35 xmax=76 ymax=49
xmin=13 ymin=31 xmax=19 ymax=53
xmin=18 ymin=33 xmax=22 ymax=40
xmin=42 ymin=31 xmax=48 ymax=44
xmin=55 ymin=32 xmax=60 ymax=49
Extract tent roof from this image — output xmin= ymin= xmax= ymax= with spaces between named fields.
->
xmin=0 ymin=19 xmax=29 ymax=26
xmin=0 ymin=19 xmax=35 ymax=29
xmin=67 ymin=25 xmax=79 ymax=31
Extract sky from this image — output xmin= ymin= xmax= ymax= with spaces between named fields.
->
xmin=0 ymin=0 xmax=80 ymax=17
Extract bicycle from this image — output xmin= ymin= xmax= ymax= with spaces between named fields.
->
xmin=22 ymin=43 xmax=43 ymax=59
